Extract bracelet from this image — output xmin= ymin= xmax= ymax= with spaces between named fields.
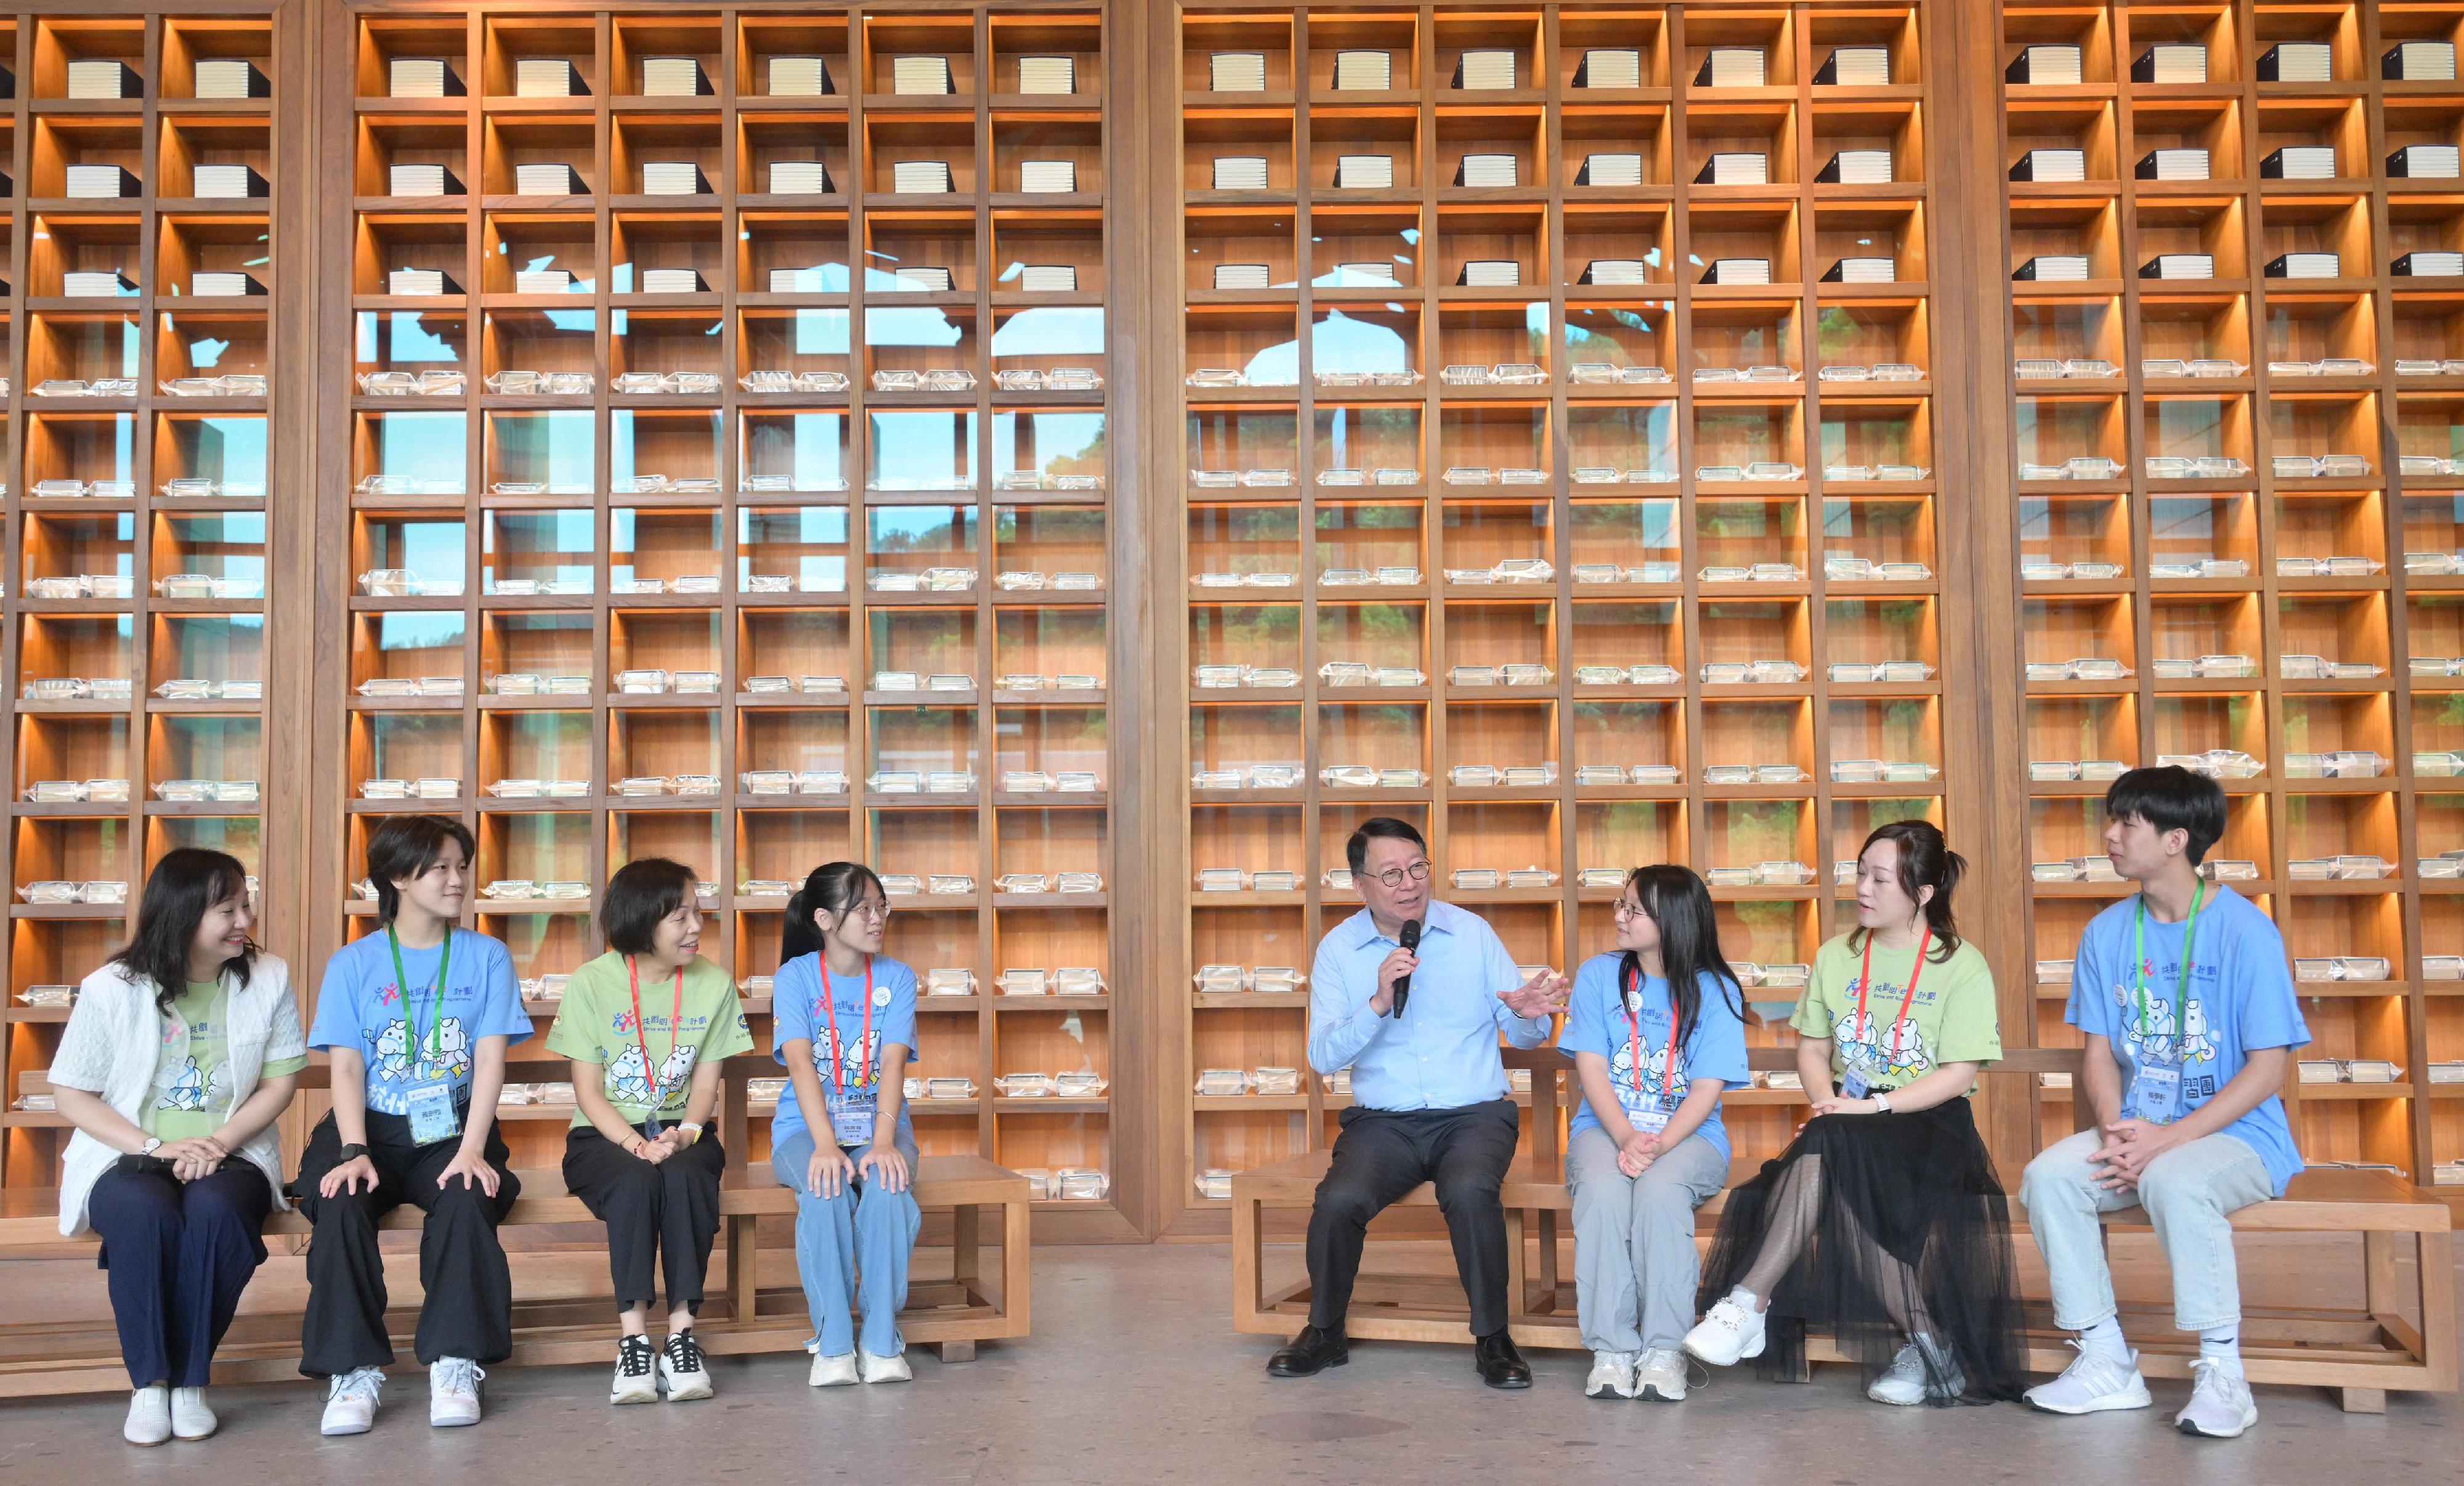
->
xmin=678 ymin=1123 xmax=704 ymax=1144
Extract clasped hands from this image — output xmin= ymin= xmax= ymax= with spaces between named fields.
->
xmin=623 ymin=1126 xmax=699 ymax=1166
xmin=150 ymin=1135 xmax=228 ymax=1182
xmin=2087 ymin=1118 xmax=2178 ymax=1192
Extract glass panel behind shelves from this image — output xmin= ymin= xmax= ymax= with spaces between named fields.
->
xmin=1564 ymin=304 xmax=1672 ymax=373
xmin=992 ymin=305 xmax=1106 ymax=377
xmin=362 ymin=411 xmax=468 ymax=492
xmin=485 ymin=508 xmax=596 ymax=593
xmin=995 ymin=409 xmax=1105 ymax=484
xmin=162 ymin=312 xmax=270 ymax=380
xmin=744 ymin=308 xmax=851 ymax=376
xmin=355 ymin=311 xmax=465 ymax=375
xmin=363 ymin=514 xmax=464 ymax=588
xmin=155 ymin=715 xmax=262 ymax=783
xmin=867 ymin=411 xmax=977 ymax=490
xmin=488 ymin=410 xmax=596 ymax=495
xmin=44 ymin=314 xmax=142 ymax=378
xmin=1311 ymin=306 xmax=1415 ymax=380
xmin=744 ymin=412 xmax=849 ymax=491
xmin=161 ymin=612 xmax=265 ymax=683
xmin=741 ymin=506 xmax=849 ymax=591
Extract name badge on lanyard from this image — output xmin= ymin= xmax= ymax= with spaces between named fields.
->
xmin=2126 ymin=883 xmax=2205 ymax=1126
xmin=822 ymin=957 xmax=879 ymax=1148
xmin=1618 ymin=968 xmax=1682 ymax=1135
xmin=389 ymin=927 xmax=461 ymax=1144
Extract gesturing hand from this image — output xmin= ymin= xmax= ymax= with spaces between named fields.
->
xmin=1498 ymin=969 xmax=1571 ymax=1020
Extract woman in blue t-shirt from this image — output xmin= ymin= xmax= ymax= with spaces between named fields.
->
xmin=1561 ymin=865 xmax=1749 ymax=1402
xmin=767 ymin=862 xmax=923 ymax=1387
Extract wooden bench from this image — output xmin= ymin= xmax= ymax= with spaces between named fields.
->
xmin=0 ymin=1058 xmax=1033 ymax=1397
xmin=1231 ymin=1047 xmax=2455 ymax=1411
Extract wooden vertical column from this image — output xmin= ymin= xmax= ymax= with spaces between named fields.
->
xmin=1923 ymin=0 xmax=2036 ymax=1174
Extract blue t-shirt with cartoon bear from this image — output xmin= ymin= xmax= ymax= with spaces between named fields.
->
xmin=307 ymin=927 xmax=531 ymax=1116
xmin=1558 ymin=953 xmax=1749 ymax=1161
xmin=2067 ymin=884 xmax=2310 ymax=1196
xmin=770 ymin=952 xmax=918 ymax=1148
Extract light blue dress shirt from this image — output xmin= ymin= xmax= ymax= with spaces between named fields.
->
xmin=1308 ymin=899 xmax=1553 ymax=1111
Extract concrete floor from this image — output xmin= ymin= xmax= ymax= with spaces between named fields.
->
xmin=1 ymin=1240 xmax=2455 ymax=1484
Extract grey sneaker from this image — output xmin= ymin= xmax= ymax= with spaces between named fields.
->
xmin=1869 ymin=1336 xmax=1964 ymax=1405
xmin=2175 ymin=1357 xmax=2257 ymax=1439
xmin=320 ymin=1368 xmax=384 ymax=1436
xmin=429 ymin=1357 xmax=484 ymax=1427
xmin=1632 ymin=1347 xmax=1690 ymax=1402
xmin=1583 ymin=1351 xmax=1634 ymax=1399
xmin=2024 ymin=1341 xmax=2151 ymax=1415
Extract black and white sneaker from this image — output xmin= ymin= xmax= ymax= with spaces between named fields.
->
xmin=610 ymin=1334 xmax=658 ymax=1405
xmin=660 ymin=1330 xmax=713 ymax=1402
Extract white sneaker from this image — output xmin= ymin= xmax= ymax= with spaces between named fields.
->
xmin=1681 ymin=1296 xmax=1766 ymax=1367
xmin=610 ymin=1335 xmax=658 ymax=1405
xmin=1868 ymin=1338 xmax=1963 ymax=1405
xmin=809 ymin=1351 xmax=861 ymax=1387
xmin=124 ymin=1386 xmax=171 ymax=1447
xmin=1583 ymin=1351 xmax=1635 ymax=1399
xmin=1632 ymin=1348 xmax=1690 ymax=1402
xmin=320 ymin=1368 xmax=385 ymax=1436
xmin=660 ymin=1331 xmax=714 ymax=1402
xmin=2175 ymin=1357 xmax=2258 ymax=1439
xmin=859 ymin=1348 xmax=912 ymax=1384
xmin=170 ymin=1386 xmax=217 ymax=1440
xmin=429 ymin=1357 xmax=484 ymax=1427
xmin=2024 ymin=1341 xmax=2152 ymax=1415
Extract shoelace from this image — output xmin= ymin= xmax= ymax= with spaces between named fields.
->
xmin=331 ymin=1369 xmax=384 ymax=1404
xmin=663 ymin=1331 xmax=705 ymax=1373
xmin=619 ymin=1336 xmax=655 ymax=1378
xmin=434 ymin=1359 xmax=485 ymax=1395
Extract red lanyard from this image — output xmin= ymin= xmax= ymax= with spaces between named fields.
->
xmin=1625 ymin=963 xmax=1684 ymax=1097
xmin=819 ymin=956 xmax=874 ymax=1093
xmin=626 ymin=956 xmax=685 ymax=1097
xmin=1855 ymin=926 xmax=1931 ymax=1054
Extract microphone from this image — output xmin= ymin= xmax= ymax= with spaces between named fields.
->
xmin=1392 ymin=919 xmax=1422 ymax=1017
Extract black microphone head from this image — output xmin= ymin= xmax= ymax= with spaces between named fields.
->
xmin=1400 ymin=919 xmax=1422 ymax=951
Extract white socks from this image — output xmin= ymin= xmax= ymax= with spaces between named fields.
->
xmin=2079 ymin=1315 xmax=2130 ymax=1364
xmin=2199 ymin=1326 xmax=2243 ymax=1375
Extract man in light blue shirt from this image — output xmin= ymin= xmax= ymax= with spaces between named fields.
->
xmin=1267 ymin=818 xmax=1569 ymax=1389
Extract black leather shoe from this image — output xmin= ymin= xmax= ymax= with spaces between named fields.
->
xmin=1475 ymin=1331 xmax=1533 ymax=1389
xmin=1267 ymin=1324 xmax=1349 ymax=1377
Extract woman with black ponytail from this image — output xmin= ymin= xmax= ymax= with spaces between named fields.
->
xmin=1560 ymin=865 xmax=1748 ymax=1403
xmin=1684 ymin=820 xmax=2023 ymax=1407
xmin=766 ymin=863 xmax=924 ymax=1388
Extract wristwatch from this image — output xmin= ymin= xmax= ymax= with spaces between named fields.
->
xmin=139 ymin=1137 xmax=163 ymax=1156
xmin=678 ymin=1123 xmax=705 ymax=1145
xmin=336 ymin=1143 xmax=370 ymax=1163
xmin=1872 ymin=1090 xmax=1894 ymax=1114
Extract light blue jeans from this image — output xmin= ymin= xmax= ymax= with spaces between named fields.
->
xmin=1565 ymin=1127 xmax=1730 ymax=1353
xmin=771 ymin=1127 xmax=923 ymax=1358
xmin=2020 ymin=1126 xmax=2274 ymax=1334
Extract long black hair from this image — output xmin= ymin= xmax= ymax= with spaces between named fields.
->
xmin=781 ymin=861 xmax=888 ymax=962
xmin=1846 ymin=819 xmax=1965 ymax=962
xmin=1619 ymin=864 xmax=1743 ymax=1044
xmin=109 ymin=848 xmax=256 ymax=1013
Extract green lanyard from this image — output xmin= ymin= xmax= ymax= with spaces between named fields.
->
xmin=2131 ymin=880 xmax=2205 ymax=1045
xmin=386 ymin=926 xmax=453 ymax=1065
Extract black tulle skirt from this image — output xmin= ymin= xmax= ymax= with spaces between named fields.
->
xmin=1696 ymin=1095 xmax=2025 ymax=1403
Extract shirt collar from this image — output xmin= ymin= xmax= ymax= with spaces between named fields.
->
xmin=1347 ymin=899 xmax=1461 ymax=949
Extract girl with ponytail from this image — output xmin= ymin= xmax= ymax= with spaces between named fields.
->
xmin=1685 ymin=819 xmax=2024 ymax=1408
xmin=765 ymin=863 xmax=924 ymax=1387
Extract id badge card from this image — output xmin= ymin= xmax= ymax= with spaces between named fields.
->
xmin=405 ymin=1080 xmax=463 ymax=1145
xmin=1615 ymin=1086 xmax=1671 ymax=1135
xmin=827 ymin=1090 xmax=877 ymax=1147
xmin=1841 ymin=1066 xmax=1871 ymax=1099
xmin=2130 ymin=1063 xmax=2184 ymax=1124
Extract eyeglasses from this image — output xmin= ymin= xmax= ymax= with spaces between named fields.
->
xmin=1371 ymin=861 xmax=1432 ymax=889
xmin=845 ymin=900 xmax=893 ymax=924
xmin=1612 ymin=899 xmax=1646 ymax=920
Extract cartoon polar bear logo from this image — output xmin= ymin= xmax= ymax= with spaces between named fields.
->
xmin=831 ymin=1026 xmax=880 ymax=1087
xmin=154 ymin=1055 xmax=214 ymax=1112
xmin=608 ymin=1044 xmax=657 ymax=1105
xmin=2177 ymin=999 xmax=2216 ymax=1065
xmin=1883 ymin=1016 xmax=1932 ymax=1080
xmin=371 ymin=1017 xmax=472 ymax=1084
xmin=1836 ymin=1005 xmax=1881 ymax=1069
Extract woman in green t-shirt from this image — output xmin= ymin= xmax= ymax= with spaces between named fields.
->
xmin=1681 ymin=821 xmax=2024 ymax=1405
xmin=549 ymin=858 xmax=753 ymax=1406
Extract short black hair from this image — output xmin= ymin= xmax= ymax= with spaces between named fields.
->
xmin=601 ymin=858 xmax=699 ymax=956
xmin=366 ymin=814 xmax=477 ymax=922
xmin=2105 ymin=765 xmax=2226 ymax=865
xmin=1345 ymin=816 xmax=1427 ymax=875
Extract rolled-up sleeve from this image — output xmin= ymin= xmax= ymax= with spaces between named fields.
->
xmin=1308 ymin=931 xmax=1382 ymax=1076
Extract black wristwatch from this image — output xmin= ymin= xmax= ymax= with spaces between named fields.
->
xmin=336 ymin=1143 xmax=370 ymax=1163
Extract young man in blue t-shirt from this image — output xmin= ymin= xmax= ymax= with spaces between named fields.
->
xmin=2020 ymin=766 xmax=2309 ymax=1440
xmin=296 ymin=816 xmax=532 ymax=1436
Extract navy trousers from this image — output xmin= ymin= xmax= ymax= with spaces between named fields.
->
xmin=87 ymin=1159 xmax=273 ymax=1387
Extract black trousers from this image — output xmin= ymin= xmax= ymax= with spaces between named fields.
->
xmin=87 ymin=1159 xmax=272 ymax=1387
xmin=562 ymin=1121 xmax=728 ymax=1316
xmin=1306 ymin=1097 xmax=1522 ymax=1337
xmin=293 ymin=1108 xmax=520 ymax=1376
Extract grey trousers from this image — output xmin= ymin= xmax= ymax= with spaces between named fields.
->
xmin=1566 ymin=1126 xmax=1730 ymax=1353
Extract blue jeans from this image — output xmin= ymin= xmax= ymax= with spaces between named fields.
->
xmin=2021 ymin=1127 xmax=2274 ymax=1333
xmin=770 ymin=1128 xmax=922 ymax=1358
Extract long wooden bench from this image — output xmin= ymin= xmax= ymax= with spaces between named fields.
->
xmin=1231 ymin=1047 xmax=2455 ymax=1411
xmin=0 ymin=1059 xmax=1032 ymax=1397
